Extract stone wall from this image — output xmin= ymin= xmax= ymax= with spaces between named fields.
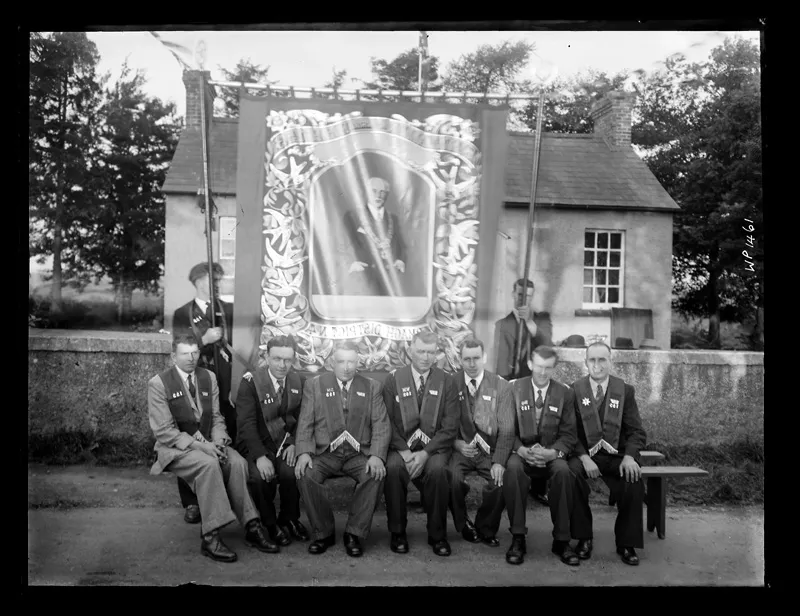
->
xmin=29 ymin=330 xmax=763 ymax=450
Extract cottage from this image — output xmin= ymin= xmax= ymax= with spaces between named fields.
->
xmin=162 ymin=71 xmax=678 ymax=363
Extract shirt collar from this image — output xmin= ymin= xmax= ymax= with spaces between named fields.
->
xmin=411 ymin=366 xmax=431 ymax=384
xmin=175 ymin=365 xmax=194 ymax=383
xmin=367 ymin=204 xmax=386 ymax=221
xmin=338 ymin=377 xmax=353 ymax=389
xmin=267 ymin=369 xmax=285 ymax=391
xmin=530 ymin=377 xmax=550 ymax=400
xmin=590 ymin=377 xmax=609 ymax=396
xmin=465 ymin=370 xmax=484 ymax=390
xmin=194 ymin=297 xmax=209 ymax=312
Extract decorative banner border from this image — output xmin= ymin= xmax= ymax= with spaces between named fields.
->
xmin=258 ymin=109 xmax=483 ymax=372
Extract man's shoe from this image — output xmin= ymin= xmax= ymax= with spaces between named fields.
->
xmin=428 ymin=537 xmax=452 ymax=557
xmin=245 ymin=521 xmax=279 ymax=554
xmin=267 ymin=524 xmax=291 ymax=547
xmin=552 ymin=540 xmax=580 ymax=566
xmin=505 ymin=535 xmax=526 ymax=565
xmin=534 ymin=492 xmax=549 ymax=506
xmin=390 ymin=532 xmax=409 ymax=554
xmin=201 ymin=531 xmax=237 ymax=563
xmin=308 ymin=534 xmax=336 ymax=555
xmin=283 ymin=520 xmax=310 ymax=542
xmin=184 ymin=505 xmax=201 ymax=524
xmin=576 ymin=539 xmax=593 ymax=560
xmin=461 ymin=519 xmax=481 ymax=543
xmin=616 ymin=546 xmax=640 ymax=566
xmin=479 ymin=533 xmax=500 ymax=547
xmin=343 ymin=532 xmax=363 ymax=558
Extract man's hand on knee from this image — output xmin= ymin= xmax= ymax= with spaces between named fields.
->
xmin=295 ymin=453 xmax=313 ymax=480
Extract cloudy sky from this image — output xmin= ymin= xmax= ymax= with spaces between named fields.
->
xmin=87 ymin=29 xmax=761 ymax=118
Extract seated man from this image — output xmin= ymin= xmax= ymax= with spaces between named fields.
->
xmin=294 ymin=340 xmax=390 ymax=557
xmin=503 ymin=345 xmax=580 ymax=566
xmin=147 ymin=333 xmax=275 ymax=562
xmin=568 ymin=342 xmax=647 ymax=566
xmin=448 ymin=338 xmax=515 ymax=548
xmin=235 ymin=335 xmax=309 ymax=548
xmin=382 ymin=331 xmax=459 ymax=557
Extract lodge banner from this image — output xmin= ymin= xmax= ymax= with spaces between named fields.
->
xmin=234 ymin=95 xmax=508 ymax=375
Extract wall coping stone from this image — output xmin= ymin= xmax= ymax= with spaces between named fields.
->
xmin=29 ymin=329 xmax=764 ymax=366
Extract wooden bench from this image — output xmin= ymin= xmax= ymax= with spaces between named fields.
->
xmin=641 ymin=466 xmax=709 ymax=539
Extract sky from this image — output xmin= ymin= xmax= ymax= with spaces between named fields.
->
xmin=86 ymin=29 xmax=761 ymax=119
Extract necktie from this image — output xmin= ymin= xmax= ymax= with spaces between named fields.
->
xmin=276 ymin=379 xmax=285 ymax=401
xmin=188 ymin=374 xmax=196 ymax=399
xmin=341 ymin=380 xmax=349 ymax=412
xmin=596 ymin=384 xmax=604 ymax=404
xmin=417 ymin=375 xmax=425 ymax=407
xmin=469 ymin=378 xmax=477 ymax=399
xmin=535 ymin=389 xmax=544 ymax=410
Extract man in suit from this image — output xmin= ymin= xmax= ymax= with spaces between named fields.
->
xmin=448 ymin=338 xmax=515 ymax=549
xmin=294 ymin=340 xmax=390 ymax=557
xmin=503 ymin=345 xmax=580 ymax=566
xmin=382 ymin=330 xmax=460 ymax=557
xmin=171 ymin=262 xmax=235 ymax=525
xmin=235 ymin=335 xmax=310 ymax=548
xmin=147 ymin=333 xmax=276 ymax=562
xmin=568 ymin=342 xmax=647 ymax=566
xmin=343 ymin=176 xmax=407 ymax=297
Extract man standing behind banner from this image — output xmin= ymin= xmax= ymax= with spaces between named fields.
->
xmin=235 ymin=335 xmax=310 ymax=548
xmin=343 ymin=177 xmax=407 ymax=296
xmin=294 ymin=340 xmax=390 ymax=558
xmin=567 ymin=342 xmax=647 ymax=566
xmin=171 ymin=262 xmax=235 ymax=525
xmin=448 ymin=338 xmax=515 ymax=548
xmin=382 ymin=331 xmax=460 ymax=557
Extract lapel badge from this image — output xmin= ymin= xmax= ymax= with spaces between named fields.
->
xmin=395 ymin=395 xmax=400 ymax=403
xmin=201 ymin=391 xmax=209 ymax=397
xmin=356 ymin=390 xmax=366 ymax=397
xmin=326 ymin=387 xmax=335 ymax=398
xmin=610 ymin=399 xmax=620 ymax=409
xmin=482 ymin=394 xmax=492 ymax=401
xmin=291 ymin=388 xmax=299 ymax=394
xmin=549 ymin=405 xmax=558 ymax=413
xmin=582 ymin=397 xmax=591 ymax=407
xmin=521 ymin=400 xmax=529 ymax=411
xmin=429 ymin=389 xmax=438 ymax=396
xmin=458 ymin=391 xmax=464 ymax=401
xmin=402 ymin=386 xmax=412 ymax=398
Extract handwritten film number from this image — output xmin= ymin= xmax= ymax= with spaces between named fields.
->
xmin=742 ymin=219 xmax=756 ymax=272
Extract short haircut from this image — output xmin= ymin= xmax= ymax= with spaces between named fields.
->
xmin=333 ymin=340 xmax=360 ymax=354
xmin=586 ymin=341 xmax=612 ymax=358
xmin=267 ymin=335 xmax=297 ymax=355
xmin=460 ymin=338 xmax=485 ymax=355
xmin=188 ymin=262 xmax=224 ymax=285
xmin=172 ymin=332 xmax=200 ymax=352
xmin=513 ymin=278 xmax=535 ymax=291
xmin=411 ymin=330 xmax=439 ymax=346
xmin=531 ymin=344 xmax=558 ymax=363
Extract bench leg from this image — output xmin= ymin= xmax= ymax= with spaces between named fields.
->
xmin=646 ymin=477 xmax=666 ymax=539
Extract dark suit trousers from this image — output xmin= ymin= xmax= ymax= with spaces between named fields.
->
xmin=297 ymin=450 xmax=383 ymax=541
xmin=503 ymin=453 xmax=574 ymax=541
xmin=449 ymin=451 xmax=505 ymax=537
xmin=567 ymin=454 xmax=644 ymax=549
xmin=384 ymin=450 xmax=451 ymax=542
xmin=247 ymin=455 xmax=300 ymax=526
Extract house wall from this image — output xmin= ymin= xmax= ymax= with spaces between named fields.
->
xmin=484 ymin=207 xmax=673 ymax=368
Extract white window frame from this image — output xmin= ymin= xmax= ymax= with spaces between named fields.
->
xmin=582 ymin=229 xmax=625 ymax=309
xmin=218 ymin=216 xmax=236 ymax=303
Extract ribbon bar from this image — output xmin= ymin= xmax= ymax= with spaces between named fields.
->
xmin=588 ymin=439 xmax=619 ymax=457
xmin=330 ymin=430 xmax=361 ymax=453
xmin=470 ymin=434 xmax=491 ymax=456
xmin=407 ymin=428 xmax=431 ymax=449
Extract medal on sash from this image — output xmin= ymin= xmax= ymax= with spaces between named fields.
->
xmin=469 ymin=433 xmax=491 ymax=456
xmin=330 ymin=430 xmax=360 ymax=453
xmin=401 ymin=386 xmax=412 ymax=398
xmin=407 ymin=428 xmax=431 ymax=449
xmin=589 ymin=438 xmax=619 ymax=457
xmin=325 ymin=387 xmax=336 ymax=398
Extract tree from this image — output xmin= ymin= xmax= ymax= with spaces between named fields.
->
xmin=317 ymin=66 xmax=350 ymax=99
xmin=361 ymin=48 xmax=441 ymax=93
xmin=79 ymin=63 xmax=181 ymax=323
xmin=441 ymin=40 xmax=534 ymax=96
xmin=29 ymin=32 xmax=105 ymax=314
xmin=217 ymin=58 xmax=277 ymax=117
xmin=636 ymin=38 xmax=763 ymax=348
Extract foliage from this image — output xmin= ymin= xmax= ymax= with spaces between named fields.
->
xmin=361 ymin=48 xmax=441 ymax=93
xmin=217 ymin=58 xmax=278 ymax=117
xmin=441 ymin=40 xmax=533 ymax=95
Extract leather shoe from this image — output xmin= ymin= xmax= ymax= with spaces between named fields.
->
xmin=245 ymin=521 xmax=279 ymax=554
xmin=479 ymin=533 xmax=500 ymax=547
xmin=201 ymin=531 xmax=237 ymax=563
xmin=343 ymin=532 xmax=363 ymax=557
xmin=552 ymin=540 xmax=580 ymax=566
xmin=461 ymin=519 xmax=481 ymax=543
xmin=616 ymin=546 xmax=640 ymax=566
xmin=284 ymin=520 xmax=310 ymax=542
xmin=390 ymin=532 xmax=409 ymax=554
xmin=534 ymin=492 xmax=549 ymax=506
xmin=267 ymin=524 xmax=291 ymax=547
xmin=576 ymin=539 xmax=593 ymax=560
xmin=184 ymin=505 xmax=201 ymax=524
xmin=505 ymin=535 xmax=526 ymax=565
xmin=428 ymin=537 xmax=451 ymax=557
xmin=308 ymin=534 xmax=336 ymax=555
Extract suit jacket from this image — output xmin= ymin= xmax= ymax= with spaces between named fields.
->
xmin=235 ymin=370 xmax=305 ymax=463
xmin=454 ymin=369 xmax=516 ymax=466
xmin=493 ymin=311 xmax=553 ymax=380
xmin=295 ymin=372 xmax=391 ymax=463
xmin=382 ymin=366 xmax=460 ymax=456
xmin=344 ymin=209 xmax=406 ymax=267
xmin=148 ymin=366 xmax=230 ymax=475
xmin=570 ymin=376 xmax=647 ymax=460
xmin=511 ymin=378 xmax=577 ymax=457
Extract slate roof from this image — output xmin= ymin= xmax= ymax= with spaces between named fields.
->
xmin=162 ymin=119 xmax=679 ymax=211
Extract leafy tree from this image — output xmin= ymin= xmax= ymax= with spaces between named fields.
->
xmin=29 ymin=32 xmax=105 ymax=313
xmin=441 ymin=40 xmax=533 ymax=96
xmin=79 ymin=63 xmax=181 ymax=322
xmin=217 ymin=58 xmax=278 ymax=117
xmin=361 ymin=48 xmax=441 ymax=93
xmin=317 ymin=66 xmax=350 ymax=99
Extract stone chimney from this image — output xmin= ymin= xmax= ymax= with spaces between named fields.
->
xmin=182 ymin=70 xmax=216 ymax=130
xmin=590 ymin=91 xmax=636 ymax=150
